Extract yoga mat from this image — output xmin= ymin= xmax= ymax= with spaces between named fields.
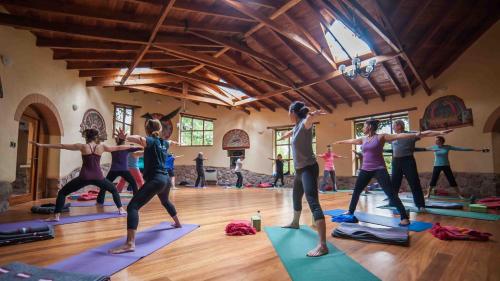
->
xmin=406 ymin=194 xmax=463 ymax=201
xmin=400 ymin=198 xmax=464 ymax=208
xmin=0 ymin=212 xmax=124 ymax=232
xmin=265 ymin=226 xmax=380 ymax=281
xmin=70 ymin=201 xmax=130 ymax=207
xmin=0 ymin=262 xmax=109 ymax=281
xmin=47 ymin=222 xmax=199 ymax=276
xmin=324 ymin=209 xmax=432 ymax=232
xmin=105 ymin=193 xmax=133 ymax=198
xmin=377 ymin=205 xmax=500 ymax=221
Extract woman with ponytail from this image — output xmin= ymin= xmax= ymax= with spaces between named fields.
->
xmin=110 ymin=119 xmax=181 ymax=254
xmin=32 ymin=128 xmax=128 ymax=221
xmin=279 ymin=101 xmax=328 ymax=257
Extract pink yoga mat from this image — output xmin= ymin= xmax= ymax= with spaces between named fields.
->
xmin=47 ymin=222 xmax=199 ymax=276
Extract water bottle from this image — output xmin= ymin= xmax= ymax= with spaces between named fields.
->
xmin=251 ymin=210 xmax=262 ymax=232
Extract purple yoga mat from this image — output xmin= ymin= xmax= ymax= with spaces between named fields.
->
xmin=69 ymin=201 xmax=130 ymax=207
xmin=0 ymin=212 xmax=125 ymax=232
xmin=47 ymin=222 xmax=199 ymax=276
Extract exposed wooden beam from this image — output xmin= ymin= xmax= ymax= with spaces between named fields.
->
xmin=121 ymin=0 xmax=176 ymax=84
xmin=172 ymin=1 xmax=256 ymax=22
xmin=187 ymin=81 xmax=234 ymax=105
xmin=160 ymin=69 xmax=241 ymax=89
xmin=128 ymin=85 xmax=228 ymax=106
xmin=155 ymin=45 xmax=291 ymax=87
xmin=188 ymin=31 xmax=285 ymax=68
xmin=79 ymin=69 xmax=166 ymax=78
xmin=66 ymin=61 xmax=197 ymax=70
xmin=53 ymin=51 xmax=182 ymax=62
xmin=397 ymin=0 xmax=433 ymax=39
xmin=86 ymin=76 xmax=181 ymax=87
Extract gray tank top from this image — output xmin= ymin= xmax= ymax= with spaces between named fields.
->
xmin=291 ymin=119 xmax=316 ymax=170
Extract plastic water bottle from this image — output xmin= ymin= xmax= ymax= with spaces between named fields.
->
xmin=251 ymin=210 xmax=262 ymax=232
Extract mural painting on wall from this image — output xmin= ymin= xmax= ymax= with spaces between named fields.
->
xmin=420 ymin=95 xmax=473 ymax=130
xmin=150 ymin=113 xmax=174 ymax=139
xmin=222 ymin=129 xmax=250 ymax=150
xmin=80 ymin=109 xmax=107 ymax=140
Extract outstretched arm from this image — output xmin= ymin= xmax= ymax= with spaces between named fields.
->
xmin=103 ymin=144 xmax=136 ymax=153
xmin=334 ymin=138 xmax=363 ymax=145
xmin=168 ymin=140 xmax=179 ymax=145
xmin=304 ymin=110 xmax=327 ymax=129
xmin=333 ymin=154 xmax=347 ymax=158
xmin=174 ymin=155 xmax=184 ymax=159
xmin=383 ymin=132 xmax=420 ymax=142
xmin=30 ymin=141 xmax=82 ymax=151
xmin=419 ymin=129 xmax=453 ymax=137
xmin=449 ymin=146 xmax=488 ymax=152
xmin=277 ymin=130 xmax=293 ymax=141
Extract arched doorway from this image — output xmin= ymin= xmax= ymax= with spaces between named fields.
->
xmin=11 ymin=94 xmax=63 ymax=205
xmin=484 ymin=106 xmax=500 ymax=175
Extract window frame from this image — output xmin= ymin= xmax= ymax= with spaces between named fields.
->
xmin=179 ymin=113 xmax=215 ymax=147
xmin=112 ymin=104 xmax=135 ymax=136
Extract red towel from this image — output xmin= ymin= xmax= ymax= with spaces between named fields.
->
xmin=225 ymin=220 xmax=256 ymax=236
xmin=477 ymin=197 xmax=500 ymax=208
xmin=429 ymin=223 xmax=492 ymax=241
xmin=257 ymin=183 xmax=272 ymax=188
xmin=77 ymin=191 xmax=99 ymax=201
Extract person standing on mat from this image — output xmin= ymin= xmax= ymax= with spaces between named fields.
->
xmin=32 ymin=129 xmax=128 ymax=221
xmin=334 ymin=119 xmax=433 ymax=226
xmin=110 ymin=121 xmax=181 ymax=254
xmin=386 ymin=120 xmax=452 ymax=210
xmin=166 ymin=153 xmax=183 ymax=190
xmin=268 ymin=154 xmax=286 ymax=187
xmin=353 ymin=149 xmax=371 ymax=195
xmin=194 ymin=152 xmax=207 ymax=188
xmin=95 ymin=138 xmax=143 ymax=205
xmin=116 ymin=150 xmax=144 ymax=192
xmin=426 ymin=136 xmax=489 ymax=199
xmin=234 ymin=156 xmax=244 ymax=188
xmin=317 ymin=145 xmax=346 ymax=193
xmin=280 ymin=101 xmax=328 ymax=257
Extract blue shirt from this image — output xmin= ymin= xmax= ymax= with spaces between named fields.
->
xmin=428 ymin=145 xmax=473 ymax=166
xmin=127 ymin=154 xmax=139 ymax=169
xmin=143 ymin=136 xmax=169 ymax=180
xmin=165 ymin=155 xmax=175 ymax=170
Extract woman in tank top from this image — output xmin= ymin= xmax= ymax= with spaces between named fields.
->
xmin=32 ymin=129 xmax=131 ymax=221
xmin=110 ymin=120 xmax=181 ymax=254
xmin=279 ymin=101 xmax=328 ymax=257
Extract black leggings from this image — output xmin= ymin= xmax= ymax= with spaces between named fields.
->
xmin=96 ymin=170 xmax=138 ymax=204
xmin=195 ymin=169 xmax=205 ymax=187
xmin=391 ymin=156 xmax=425 ymax=208
xmin=320 ymin=170 xmax=337 ymax=191
xmin=429 ymin=165 xmax=457 ymax=187
xmin=55 ymin=177 xmax=122 ymax=213
xmin=274 ymin=172 xmax=284 ymax=186
xmin=127 ymin=173 xmax=176 ymax=230
xmin=293 ymin=163 xmax=324 ymax=221
xmin=235 ymin=172 xmax=243 ymax=187
xmin=349 ymin=169 xmax=409 ymax=220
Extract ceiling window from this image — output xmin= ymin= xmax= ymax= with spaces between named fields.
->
xmin=325 ymin=20 xmax=372 ymax=62
xmin=218 ymin=79 xmax=247 ymax=100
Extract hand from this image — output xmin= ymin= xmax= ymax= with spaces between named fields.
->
xmin=441 ymin=129 xmax=453 ymax=135
xmin=309 ymin=110 xmax=327 ymax=117
xmin=115 ymin=128 xmax=127 ymax=141
xmin=29 ymin=140 xmax=40 ymax=146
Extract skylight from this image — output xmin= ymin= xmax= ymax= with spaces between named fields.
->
xmin=325 ymin=20 xmax=371 ymax=62
xmin=218 ymin=79 xmax=247 ymax=99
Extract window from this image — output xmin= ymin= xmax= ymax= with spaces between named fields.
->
xmin=113 ymin=105 xmax=134 ymax=135
xmin=353 ymin=113 xmax=409 ymax=174
xmin=218 ymin=79 xmax=247 ymax=99
xmin=325 ymin=20 xmax=371 ymax=62
xmin=274 ymin=126 xmax=316 ymax=175
xmin=180 ymin=114 xmax=214 ymax=146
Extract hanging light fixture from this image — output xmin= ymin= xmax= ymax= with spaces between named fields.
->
xmin=339 ymin=56 xmax=376 ymax=79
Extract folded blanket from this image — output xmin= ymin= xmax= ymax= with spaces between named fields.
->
xmin=225 ymin=220 xmax=256 ymax=236
xmin=0 ymin=225 xmax=55 ymax=246
xmin=0 ymin=262 xmax=109 ymax=281
xmin=331 ymin=214 xmax=359 ymax=223
xmin=333 ymin=223 xmax=409 ymax=246
xmin=477 ymin=197 xmax=500 ymax=208
xmin=257 ymin=183 xmax=273 ymax=188
xmin=31 ymin=203 xmax=70 ymax=214
xmin=429 ymin=223 xmax=492 ymax=241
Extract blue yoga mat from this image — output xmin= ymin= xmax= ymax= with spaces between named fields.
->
xmin=70 ymin=201 xmax=130 ymax=207
xmin=324 ymin=209 xmax=433 ymax=232
xmin=47 ymin=222 xmax=199 ymax=276
xmin=265 ymin=226 xmax=380 ymax=281
xmin=377 ymin=205 xmax=500 ymax=221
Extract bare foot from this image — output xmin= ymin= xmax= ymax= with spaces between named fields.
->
xmin=306 ymin=244 xmax=329 ymax=257
xmin=282 ymin=222 xmax=300 ymax=229
xmin=171 ymin=222 xmax=182 ymax=228
xmin=45 ymin=217 xmax=60 ymax=222
xmin=96 ymin=203 xmax=104 ymax=207
xmin=418 ymin=207 xmax=426 ymax=213
xmin=119 ymin=207 xmax=127 ymax=215
xmin=109 ymin=244 xmax=135 ymax=254
xmin=399 ymin=219 xmax=410 ymax=226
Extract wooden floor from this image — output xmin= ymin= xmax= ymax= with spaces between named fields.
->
xmin=0 ymin=187 xmax=499 ymax=281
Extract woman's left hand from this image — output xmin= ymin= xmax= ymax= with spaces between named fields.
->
xmin=115 ymin=128 xmax=127 ymax=140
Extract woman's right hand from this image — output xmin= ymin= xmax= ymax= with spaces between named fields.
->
xmin=29 ymin=140 xmax=40 ymax=146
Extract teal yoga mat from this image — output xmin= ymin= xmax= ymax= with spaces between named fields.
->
xmin=377 ymin=205 xmax=500 ymax=221
xmin=265 ymin=226 xmax=380 ymax=281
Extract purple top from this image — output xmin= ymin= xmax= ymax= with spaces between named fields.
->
xmin=361 ymin=135 xmax=386 ymax=171
xmin=110 ymin=147 xmax=142 ymax=171
xmin=79 ymin=144 xmax=104 ymax=180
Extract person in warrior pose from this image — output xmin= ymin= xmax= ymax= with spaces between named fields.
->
xmin=317 ymin=145 xmax=346 ymax=193
xmin=268 ymin=154 xmax=286 ymax=187
xmin=166 ymin=153 xmax=183 ymax=190
xmin=32 ymin=129 xmax=128 ymax=221
xmin=110 ymin=121 xmax=181 ymax=254
xmin=116 ymin=150 xmax=144 ymax=192
xmin=234 ymin=156 xmax=245 ymax=188
xmin=426 ymin=136 xmax=489 ymax=199
xmin=280 ymin=101 xmax=328 ymax=257
xmin=194 ymin=152 xmax=208 ymax=188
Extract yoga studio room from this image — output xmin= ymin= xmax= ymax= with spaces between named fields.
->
xmin=0 ymin=0 xmax=499 ymax=280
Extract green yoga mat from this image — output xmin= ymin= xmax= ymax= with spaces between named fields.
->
xmin=265 ymin=226 xmax=380 ymax=281
xmin=377 ymin=205 xmax=500 ymax=221
xmin=105 ymin=193 xmax=133 ymax=198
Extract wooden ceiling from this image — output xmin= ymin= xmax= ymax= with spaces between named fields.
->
xmin=0 ymin=0 xmax=498 ymax=113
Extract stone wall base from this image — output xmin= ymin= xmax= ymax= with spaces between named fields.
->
xmin=0 ymin=182 xmax=13 ymax=213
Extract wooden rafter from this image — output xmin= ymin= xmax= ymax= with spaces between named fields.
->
xmin=79 ymin=69 xmax=166 ymax=77
xmin=160 ymin=69 xmax=241 ymax=89
xmin=86 ymin=76 xmax=181 ymax=87
xmin=128 ymin=85 xmax=228 ymax=105
xmin=66 ymin=61 xmax=196 ymax=70
xmin=397 ymin=0 xmax=433 ymax=39
xmin=53 ymin=51 xmax=182 ymax=62
xmin=172 ymin=2 xmax=256 ymax=22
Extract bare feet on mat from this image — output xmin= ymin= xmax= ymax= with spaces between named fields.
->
xmin=306 ymin=244 xmax=329 ymax=257
xmin=399 ymin=219 xmax=410 ymax=226
xmin=118 ymin=207 xmax=127 ymax=215
xmin=282 ymin=222 xmax=300 ymax=229
xmin=109 ymin=244 xmax=135 ymax=254
xmin=418 ymin=207 xmax=426 ymax=213
xmin=171 ymin=222 xmax=182 ymax=228
xmin=45 ymin=213 xmax=60 ymax=222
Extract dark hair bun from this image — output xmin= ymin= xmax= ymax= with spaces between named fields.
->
xmin=289 ymin=101 xmax=309 ymax=119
